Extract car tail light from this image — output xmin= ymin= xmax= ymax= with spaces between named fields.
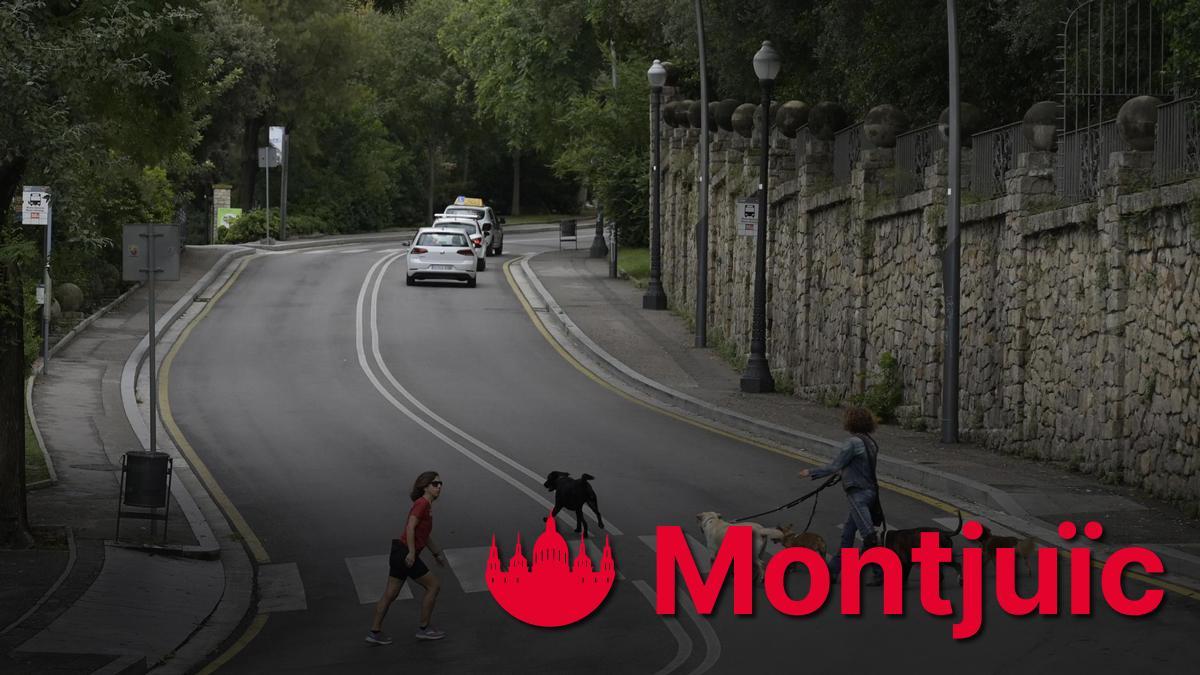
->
xmin=457 ymin=249 xmax=475 ymax=256
xmin=472 ymin=237 xmax=482 ymax=247
xmin=412 ymin=247 xmax=428 ymax=254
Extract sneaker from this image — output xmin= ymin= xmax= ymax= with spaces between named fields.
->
xmin=415 ymin=626 xmax=446 ymax=641
xmin=365 ymin=631 xmax=393 ymax=645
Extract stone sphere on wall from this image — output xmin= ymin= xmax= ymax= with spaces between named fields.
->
xmin=675 ymin=100 xmax=694 ymax=127
xmin=1022 ymin=101 xmax=1058 ymax=151
xmin=775 ymin=101 xmax=809 ymax=138
xmin=661 ymin=61 xmax=679 ymax=87
xmin=938 ymin=103 xmax=985 ymax=147
xmin=808 ymin=101 xmax=848 ymax=141
xmin=715 ymin=99 xmax=739 ymax=132
xmin=1117 ymin=95 xmax=1162 ymax=152
xmin=863 ymin=104 xmax=910 ymax=148
xmin=661 ymin=101 xmax=678 ymax=128
xmin=732 ymin=103 xmax=757 ymax=138
xmin=55 ymin=282 xmax=83 ymax=313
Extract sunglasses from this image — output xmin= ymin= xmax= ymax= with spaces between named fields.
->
xmin=430 ymin=481 xmax=444 ymax=487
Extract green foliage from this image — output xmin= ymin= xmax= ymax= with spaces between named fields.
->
xmin=850 ymin=352 xmax=904 ymax=423
xmin=218 ymin=209 xmax=273 ymax=244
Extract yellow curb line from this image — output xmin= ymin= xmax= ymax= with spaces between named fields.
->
xmin=196 ymin=614 xmax=269 ymax=675
xmin=503 ymin=255 xmax=1200 ymax=603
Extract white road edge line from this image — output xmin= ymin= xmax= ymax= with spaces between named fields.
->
xmin=633 ymin=580 xmax=693 ymax=675
xmin=355 ymin=252 xmax=621 ymax=535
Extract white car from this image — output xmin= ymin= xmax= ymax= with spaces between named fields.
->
xmin=406 ymin=229 xmax=478 ymax=287
xmin=441 ymin=204 xmax=504 ymax=256
xmin=431 ymin=217 xmax=487 ymax=271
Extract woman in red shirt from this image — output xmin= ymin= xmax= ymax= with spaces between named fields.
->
xmin=367 ymin=471 xmax=448 ymax=644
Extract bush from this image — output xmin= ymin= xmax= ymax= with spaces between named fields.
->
xmin=851 ymin=352 xmax=904 ymax=423
xmin=218 ymin=210 xmax=273 ymax=244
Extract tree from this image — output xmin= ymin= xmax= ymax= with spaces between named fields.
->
xmin=441 ymin=0 xmax=601 ymax=214
xmin=0 ymin=0 xmax=202 ymax=547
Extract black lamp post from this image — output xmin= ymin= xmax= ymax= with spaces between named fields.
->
xmin=643 ymin=59 xmax=669 ymax=310
xmin=740 ymin=40 xmax=780 ymax=393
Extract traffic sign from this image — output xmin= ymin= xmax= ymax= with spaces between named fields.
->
xmin=22 ymin=186 xmax=49 ymax=225
xmin=258 ymin=146 xmax=281 ymax=168
xmin=736 ymin=197 xmax=759 ymax=237
xmin=269 ymin=126 xmax=285 ymax=152
xmin=123 ymin=224 xmax=181 ymax=282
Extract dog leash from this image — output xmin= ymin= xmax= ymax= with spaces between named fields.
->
xmin=731 ymin=475 xmax=841 ymax=523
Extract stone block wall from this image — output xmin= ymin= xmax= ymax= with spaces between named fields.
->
xmin=656 ymin=115 xmax=1200 ymax=510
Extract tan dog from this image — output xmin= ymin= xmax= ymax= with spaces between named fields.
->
xmin=696 ymin=512 xmax=783 ymax=580
xmin=778 ymin=523 xmax=828 ymax=560
xmin=979 ymin=525 xmax=1038 ymax=576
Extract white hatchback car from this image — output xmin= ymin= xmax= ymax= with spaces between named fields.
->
xmin=406 ymin=229 xmax=478 ymax=287
xmin=431 ymin=217 xmax=487 ymax=271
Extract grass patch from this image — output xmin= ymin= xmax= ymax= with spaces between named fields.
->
xmin=25 ymin=406 xmax=50 ymax=485
xmin=503 ymin=212 xmax=595 ymax=226
xmin=616 ymin=247 xmax=650 ymax=288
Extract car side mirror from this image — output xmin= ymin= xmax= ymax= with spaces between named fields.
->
xmin=482 ymin=223 xmax=492 ymax=232
xmin=499 ymin=217 xmax=506 ymax=225
xmin=401 ymin=240 xmax=411 ymax=247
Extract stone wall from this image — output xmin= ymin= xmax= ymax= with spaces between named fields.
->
xmin=656 ymin=113 xmax=1200 ymax=511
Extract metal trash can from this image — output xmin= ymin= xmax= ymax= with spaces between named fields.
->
xmin=122 ymin=451 xmax=172 ymax=508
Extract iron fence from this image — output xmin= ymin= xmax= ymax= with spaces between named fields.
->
xmin=970 ymin=121 xmax=1029 ymax=197
xmin=832 ymin=122 xmax=862 ymax=185
xmin=1154 ymin=97 xmax=1199 ymax=185
xmin=892 ymin=124 xmax=944 ymax=196
xmin=1056 ymin=118 xmax=1120 ymax=202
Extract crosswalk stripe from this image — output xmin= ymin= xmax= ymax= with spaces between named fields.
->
xmin=258 ymin=562 xmax=307 ymax=613
xmin=445 ymin=547 xmax=492 ymax=593
xmin=345 ymin=554 xmax=412 ymax=604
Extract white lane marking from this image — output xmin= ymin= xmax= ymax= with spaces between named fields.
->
xmin=257 ymin=562 xmax=308 ymax=613
xmin=638 ymin=533 xmax=722 ymax=673
xmin=444 ymin=547 xmax=493 ymax=594
xmin=364 ymin=253 xmax=622 ymax=535
xmin=633 ymin=580 xmax=693 ymax=675
xmin=340 ymin=248 xmax=369 ymax=253
xmin=300 ymin=250 xmax=334 ymax=255
xmin=346 ymin=554 xmax=413 ymax=604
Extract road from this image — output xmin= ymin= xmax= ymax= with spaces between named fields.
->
xmin=165 ymin=230 xmax=1200 ymax=673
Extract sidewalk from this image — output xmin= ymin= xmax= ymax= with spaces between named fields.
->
xmin=516 ymin=248 xmax=1200 ymax=595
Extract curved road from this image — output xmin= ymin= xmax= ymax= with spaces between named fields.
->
xmin=166 ymin=231 xmax=1200 ymax=673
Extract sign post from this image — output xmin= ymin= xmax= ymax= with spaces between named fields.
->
xmin=123 ymin=224 xmax=180 ymax=456
xmin=258 ymin=144 xmax=281 ymax=243
xmin=23 ymin=187 xmax=51 ymax=370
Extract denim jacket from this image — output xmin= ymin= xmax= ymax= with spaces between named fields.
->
xmin=809 ymin=436 xmax=878 ymax=491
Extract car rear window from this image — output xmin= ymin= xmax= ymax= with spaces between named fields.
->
xmin=445 ymin=207 xmax=482 ymax=218
xmin=415 ymin=232 xmax=469 ymax=247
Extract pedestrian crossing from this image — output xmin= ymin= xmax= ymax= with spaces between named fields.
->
xmin=338 ymin=515 xmax=1010 ymax=606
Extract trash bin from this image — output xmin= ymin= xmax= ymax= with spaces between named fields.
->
xmin=559 ymin=219 xmax=578 ymax=249
xmin=122 ymin=451 xmax=172 ymax=508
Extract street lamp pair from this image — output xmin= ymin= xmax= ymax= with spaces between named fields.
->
xmin=644 ymin=42 xmax=780 ymax=393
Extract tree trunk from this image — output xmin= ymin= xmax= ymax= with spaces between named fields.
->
xmin=510 ymin=147 xmax=521 ymax=216
xmin=0 ymin=157 xmax=34 ymax=549
xmin=238 ymin=117 xmax=263 ymax=211
xmin=427 ymin=139 xmax=436 ymax=226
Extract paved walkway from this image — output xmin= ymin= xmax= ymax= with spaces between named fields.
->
xmin=517 ymin=247 xmax=1200 ymax=594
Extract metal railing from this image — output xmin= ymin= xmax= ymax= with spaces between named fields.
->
xmin=893 ymin=124 xmax=945 ymax=196
xmin=832 ymin=122 xmax=862 ymax=184
xmin=1056 ymin=118 xmax=1120 ymax=202
xmin=970 ymin=121 xmax=1029 ymax=197
xmin=1154 ymin=97 xmax=1199 ymax=185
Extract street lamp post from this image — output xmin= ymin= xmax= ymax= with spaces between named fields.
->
xmin=643 ymin=59 xmax=668 ymax=310
xmin=740 ymin=41 xmax=780 ymax=393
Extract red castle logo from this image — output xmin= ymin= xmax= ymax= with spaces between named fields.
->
xmin=486 ymin=514 xmax=616 ymax=627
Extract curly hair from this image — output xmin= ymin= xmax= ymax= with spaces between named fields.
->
xmin=410 ymin=471 xmax=439 ymax=502
xmin=843 ymin=406 xmax=877 ymax=434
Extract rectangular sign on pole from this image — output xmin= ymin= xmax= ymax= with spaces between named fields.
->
xmin=736 ymin=198 xmax=759 ymax=237
xmin=269 ymin=126 xmax=285 ymax=152
xmin=122 ymin=224 xmax=181 ymax=282
xmin=22 ymin=186 xmax=49 ymax=225
xmin=257 ymin=147 xmax=281 ymax=168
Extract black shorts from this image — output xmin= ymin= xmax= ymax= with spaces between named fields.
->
xmin=388 ymin=540 xmax=429 ymax=581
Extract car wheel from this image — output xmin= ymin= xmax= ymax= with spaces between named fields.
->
xmin=495 ymin=244 xmax=503 ymax=255
xmin=406 ymin=275 xmax=415 ymax=286
xmin=477 ymin=258 xmax=486 ymax=271
xmin=466 ymin=277 xmax=477 ymax=288
xmin=485 ymin=246 xmax=494 ymax=257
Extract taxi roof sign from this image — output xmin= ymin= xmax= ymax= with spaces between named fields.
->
xmin=454 ymin=196 xmax=484 ymax=207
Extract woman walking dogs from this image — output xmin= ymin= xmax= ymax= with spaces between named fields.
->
xmin=367 ymin=471 xmax=448 ymax=645
xmin=798 ymin=407 xmax=884 ymax=585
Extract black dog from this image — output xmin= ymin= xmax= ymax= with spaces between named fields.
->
xmin=882 ymin=510 xmax=963 ymax=585
xmin=543 ymin=471 xmax=605 ymax=538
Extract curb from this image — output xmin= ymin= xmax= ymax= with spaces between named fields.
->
xmin=119 ymin=247 xmax=255 ymax=558
xmin=510 ymin=252 xmax=1200 ymax=598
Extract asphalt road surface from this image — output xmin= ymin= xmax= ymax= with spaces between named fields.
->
xmin=166 ymin=230 xmax=1200 ymax=673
